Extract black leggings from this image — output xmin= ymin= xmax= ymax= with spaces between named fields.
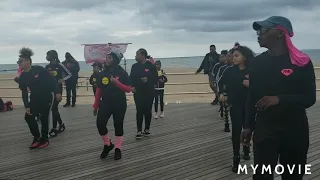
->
xmin=25 ymin=99 xmax=54 ymax=140
xmin=154 ymin=90 xmax=164 ymax=112
xmin=253 ymin=116 xmax=309 ymax=180
xmin=52 ymin=98 xmax=63 ymax=129
xmin=230 ymin=105 xmax=248 ymax=156
xmin=66 ymin=78 xmax=77 ymax=104
xmin=96 ymin=101 xmax=127 ymax=136
xmin=134 ymin=93 xmax=154 ymax=132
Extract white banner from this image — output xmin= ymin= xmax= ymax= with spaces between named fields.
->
xmin=83 ymin=43 xmax=129 ymax=64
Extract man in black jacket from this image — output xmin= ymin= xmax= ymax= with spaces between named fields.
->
xmin=195 ymin=44 xmax=220 ymax=104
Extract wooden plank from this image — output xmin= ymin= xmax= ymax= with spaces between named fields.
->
xmin=0 ymin=103 xmax=319 ymax=180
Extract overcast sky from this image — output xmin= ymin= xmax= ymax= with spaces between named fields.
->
xmin=0 ymin=0 xmax=319 ymax=64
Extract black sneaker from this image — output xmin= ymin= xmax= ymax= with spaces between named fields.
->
xmin=100 ymin=143 xmax=114 ymax=159
xmin=136 ymin=131 xmax=142 ymax=139
xmin=232 ymin=156 xmax=240 ymax=173
xmin=72 ymin=103 xmax=75 ymax=107
xmin=49 ymin=129 xmax=58 ymax=137
xmin=58 ymin=123 xmax=66 ymax=133
xmin=143 ymin=129 xmax=151 ymax=137
xmin=114 ymin=148 xmax=122 ymax=160
xmin=29 ymin=137 xmax=40 ymax=149
xmin=224 ymin=123 xmax=230 ymax=132
xmin=63 ymin=103 xmax=70 ymax=107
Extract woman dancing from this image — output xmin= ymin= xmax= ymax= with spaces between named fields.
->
xmin=93 ymin=52 xmax=131 ymax=160
xmin=130 ymin=48 xmax=158 ymax=139
xmin=17 ymin=47 xmax=62 ymax=149
xmin=218 ymin=45 xmax=254 ymax=172
xmin=45 ymin=50 xmax=71 ymax=137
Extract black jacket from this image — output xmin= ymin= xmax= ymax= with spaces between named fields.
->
xmin=196 ymin=52 xmax=220 ymax=74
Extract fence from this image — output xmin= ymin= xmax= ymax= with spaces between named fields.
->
xmin=1 ymin=69 xmax=320 ymax=98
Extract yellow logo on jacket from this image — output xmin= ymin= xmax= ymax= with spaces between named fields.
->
xmin=51 ymin=71 xmax=57 ymax=76
xmin=158 ymin=71 xmax=163 ymax=76
xmin=93 ymin=78 xmax=97 ymax=82
xmin=101 ymin=77 xmax=109 ymax=85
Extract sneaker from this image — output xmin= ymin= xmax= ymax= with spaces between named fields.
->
xmin=114 ymin=148 xmax=122 ymax=160
xmin=100 ymin=143 xmax=114 ymax=159
xmin=154 ymin=112 xmax=158 ymax=119
xmin=72 ymin=103 xmax=75 ymax=107
xmin=143 ymin=129 xmax=151 ymax=137
xmin=38 ymin=139 xmax=49 ymax=149
xmin=136 ymin=131 xmax=142 ymax=139
xmin=49 ymin=129 xmax=58 ymax=137
xmin=224 ymin=123 xmax=230 ymax=132
xmin=63 ymin=103 xmax=70 ymax=107
xmin=232 ymin=156 xmax=240 ymax=173
xmin=29 ymin=137 xmax=40 ymax=149
xmin=160 ymin=112 xmax=164 ymax=118
xmin=58 ymin=123 xmax=66 ymax=133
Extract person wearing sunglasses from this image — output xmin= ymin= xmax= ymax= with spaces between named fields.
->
xmin=17 ymin=47 xmax=62 ymax=149
xmin=241 ymin=16 xmax=316 ymax=180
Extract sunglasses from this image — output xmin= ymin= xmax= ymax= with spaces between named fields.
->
xmin=256 ymin=27 xmax=276 ymax=35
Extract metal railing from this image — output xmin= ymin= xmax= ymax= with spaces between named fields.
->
xmin=1 ymin=70 xmax=320 ymax=98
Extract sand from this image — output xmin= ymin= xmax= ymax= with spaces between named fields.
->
xmin=1 ymin=67 xmax=319 ymax=106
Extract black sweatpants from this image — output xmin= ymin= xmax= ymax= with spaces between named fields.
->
xmin=96 ymin=101 xmax=127 ymax=136
xmin=25 ymin=97 xmax=54 ymax=140
xmin=66 ymin=78 xmax=77 ymax=104
xmin=154 ymin=90 xmax=164 ymax=112
xmin=134 ymin=92 xmax=154 ymax=132
xmin=51 ymin=98 xmax=63 ymax=129
xmin=230 ymin=105 xmax=248 ymax=156
xmin=252 ymin=115 xmax=309 ymax=180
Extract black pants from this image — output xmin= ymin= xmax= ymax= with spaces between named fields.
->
xmin=154 ymin=90 xmax=164 ymax=112
xmin=134 ymin=92 xmax=154 ymax=132
xmin=52 ymin=98 xmax=63 ymax=129
xmin=92 ymin=86 xmax=97 ymax=95
xmin=253 ymin=116 xmax=309 ymax=180
xmin=25 ymin=97 xmax=54 ymax=140
xmin=96 ymin=101 xmax=127 ymax=136
xmin=230 ymin=105 xmax=248 ymax=156
xmin=65 ymin=78 xmax=77 ymax=104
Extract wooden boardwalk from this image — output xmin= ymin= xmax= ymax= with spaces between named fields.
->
xmin=0 ymin=103 xmax=319 ymax=180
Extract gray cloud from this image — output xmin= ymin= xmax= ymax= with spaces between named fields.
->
xmin=0 ymin=0 xmax=319 ymax=63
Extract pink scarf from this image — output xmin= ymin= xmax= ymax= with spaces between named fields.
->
xmin=276 ymin=25 xmax=310 ymax=67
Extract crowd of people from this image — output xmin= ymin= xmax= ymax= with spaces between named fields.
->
xmin=12 ymin=16 xmax=316 ymax=180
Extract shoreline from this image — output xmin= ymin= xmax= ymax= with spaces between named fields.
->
xmin=1 ymin=67 xmax=319 ymax=105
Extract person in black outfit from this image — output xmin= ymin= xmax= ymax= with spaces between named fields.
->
xmin=218 ymin=45 xmax=255 ymax=172
xmin=93 ymin=52 xmax=131 ymax=160
xmin=45 ymin=50 xmax=71 ymax=137
xmin=241 ymin=16 xmax=316 ymax=180
xmin=196 ymin=45 xmax=220 ymax=105
xmin=17 ymin=47 xmax=62 ymax=149
xmin=130 ymin=48 xmax=158 ymax=139
xmin=154 ymin=60 xmax=168 ymax=119
xmin=62 ymin=52 xmax=80 ymax=107
xmin=89 ymin=62 xmax=102 ymax=95
xmin=211 ymin=50 xmax=228 ymax=117
xmin=216 ymin=49 xmax=235 ymax=132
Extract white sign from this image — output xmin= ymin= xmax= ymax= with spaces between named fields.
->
xmin=83 ymin=44 xmax=129 ymax=64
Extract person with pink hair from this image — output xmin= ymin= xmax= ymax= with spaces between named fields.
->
xmin=241 ymin=16 xmax=316 ymax=179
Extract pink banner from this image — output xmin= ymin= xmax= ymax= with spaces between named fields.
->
xmin=84 ymin=44 xmax=129 ymax=64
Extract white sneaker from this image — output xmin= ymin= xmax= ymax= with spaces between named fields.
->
xmin=160 ymin=112 xmax=164 ymax=118
xmin=154 ymin=112 xmax=158 ymax=119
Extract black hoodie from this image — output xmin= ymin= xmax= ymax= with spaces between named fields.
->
xmin=130 ymin=61 xmax=157 ymax=94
